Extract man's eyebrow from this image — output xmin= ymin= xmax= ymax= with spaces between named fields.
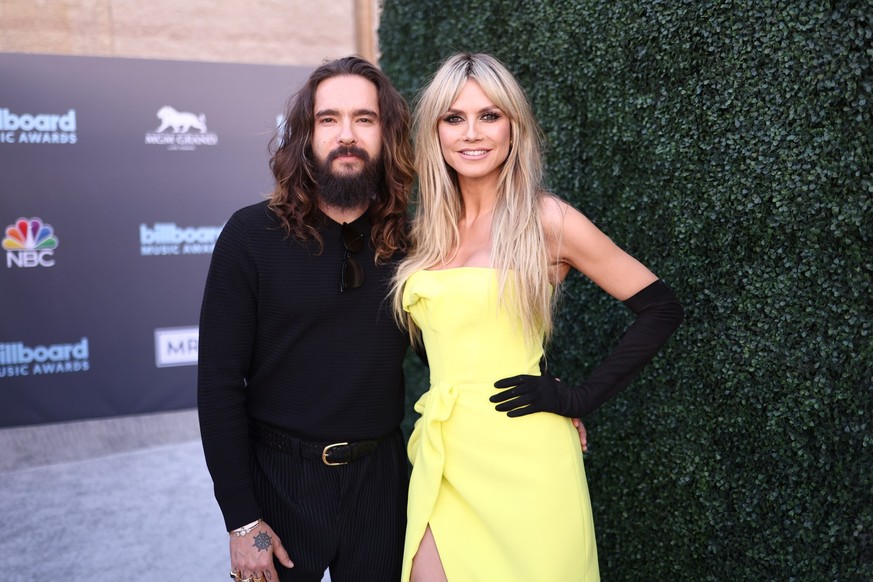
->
xmin=315 ymin=108 xmax=379 ymax=118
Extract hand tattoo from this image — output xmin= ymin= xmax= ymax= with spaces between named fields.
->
xmin=253 ymin=530 xmax=272 ymax=551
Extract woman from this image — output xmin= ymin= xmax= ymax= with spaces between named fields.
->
xmin=392 ymin=53 xmax=683 ymax=581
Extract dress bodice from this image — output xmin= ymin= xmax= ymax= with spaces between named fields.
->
xmin=402 ymin=268 xmax=544 ymax=386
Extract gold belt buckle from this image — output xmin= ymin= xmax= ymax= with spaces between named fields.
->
xmin=322 ymin=442 xmax=349 ymax=466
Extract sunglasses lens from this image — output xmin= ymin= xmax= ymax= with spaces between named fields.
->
xmin=342 ymin=255 xmax=364 ymax=291
xmin=340 ymin=223 xmax=364 ymax=292
xmin=342 ymin=225 xmax=364 ymax=252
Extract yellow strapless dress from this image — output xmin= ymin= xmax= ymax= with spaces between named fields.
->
xmin=401 ymin=268 xmax=599 ymax=581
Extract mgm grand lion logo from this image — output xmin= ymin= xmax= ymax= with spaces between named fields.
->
xmin=155 ymin=106 xmax=208 ymax=133
xmin=145 ymin=105 xmax=218 ymax=150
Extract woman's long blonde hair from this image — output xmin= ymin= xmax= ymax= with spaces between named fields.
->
xmin=391 ymin=52 xmax=558 ymax=345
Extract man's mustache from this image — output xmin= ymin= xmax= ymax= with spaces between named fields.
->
xmin=327 ymin=146 xmax=371 ymax=164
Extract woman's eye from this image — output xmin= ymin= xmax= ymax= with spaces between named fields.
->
xmin=482 ymin=111 xmax=501 ymax=122
xmin=443 ymin=114 xmax=463 ymax=124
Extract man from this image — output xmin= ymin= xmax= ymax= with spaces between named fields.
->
xmin=198 ymin=56 xmax=414 ymax=582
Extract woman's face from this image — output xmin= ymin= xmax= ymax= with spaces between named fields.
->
xmin=438 ymin=79 xmax=511 ymax=187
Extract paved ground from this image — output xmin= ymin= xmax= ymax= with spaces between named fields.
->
xmin=0 ymin=409 xmax=330 ymax=581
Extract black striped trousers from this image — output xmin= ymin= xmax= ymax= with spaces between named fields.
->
xmin=250 ymin=428 xmax=408 ymax=582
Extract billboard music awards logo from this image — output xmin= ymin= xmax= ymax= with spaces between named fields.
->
xmin=139 ymin=222 xmax=223 ymax=256
xmin=0 ymin=337 xmax=90 ymax=378
xmin=0 ymin=108 xmax=77 ymax=144
xmin=144 ymin=105 xmax=219 ymax=151
xmin=2 ymin=217 xmax=59 ymax=268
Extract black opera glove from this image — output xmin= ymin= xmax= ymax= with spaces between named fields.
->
xmin=491 ymin=279 xmax=684 ymax=419
xmin=491 ymin=373 xmax=585 ymax=418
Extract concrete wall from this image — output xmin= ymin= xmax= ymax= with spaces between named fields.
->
xmin=0 ymin=0 xmax=378 ymax=64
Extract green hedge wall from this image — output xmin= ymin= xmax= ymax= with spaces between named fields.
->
xmin=382 ymin=1 xmax=872 ymax=579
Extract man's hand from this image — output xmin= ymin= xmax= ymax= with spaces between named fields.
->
xmin=229 ymin=520 xmax=293 ymax=582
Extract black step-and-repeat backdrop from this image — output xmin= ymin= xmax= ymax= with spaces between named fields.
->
xmin=0 ymin=54 xmax=312 ymax=427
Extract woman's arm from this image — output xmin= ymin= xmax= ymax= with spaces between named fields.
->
xmin=543 ymin=196 xmax=657 ymax=298
xmin=491 ymin=197 xmax=684 ymax=418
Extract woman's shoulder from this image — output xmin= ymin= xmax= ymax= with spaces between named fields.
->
xmin=538 ymin=192 xmax=566 ymax=215
xmin=537 ymin=192 xmax=606 ymax=261
xmin=537 ymin=192 xmax=574 ymax=231
xmin=538 ymin=192 xmax=596 ymax=228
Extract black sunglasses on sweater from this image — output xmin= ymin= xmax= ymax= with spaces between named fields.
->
xmin=341 ymin=223 xmax=364 ymax=292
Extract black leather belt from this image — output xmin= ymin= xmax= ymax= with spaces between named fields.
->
xmin=250 ymin=420 xmax=387 ymax=466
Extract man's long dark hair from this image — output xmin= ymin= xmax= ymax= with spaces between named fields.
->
xmin=268 ymin=56 xmax=412 ymax=262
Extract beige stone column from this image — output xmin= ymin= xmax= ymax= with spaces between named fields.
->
xmin=354 ymin=0 xmax=378 ymax=64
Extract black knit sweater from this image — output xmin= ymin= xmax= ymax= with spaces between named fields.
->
xmin=197 ymin=201 xmax=409 ymax=530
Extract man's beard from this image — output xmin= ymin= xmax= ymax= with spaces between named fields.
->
xmin=314 ymin=146 xmax=383 ymax=210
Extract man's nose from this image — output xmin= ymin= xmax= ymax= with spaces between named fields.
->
xmin=338 ymin=119 xmax=356 ymax=144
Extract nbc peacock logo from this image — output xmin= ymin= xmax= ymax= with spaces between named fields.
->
xmin=2 ymin=217 xmax=60 ymax=268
